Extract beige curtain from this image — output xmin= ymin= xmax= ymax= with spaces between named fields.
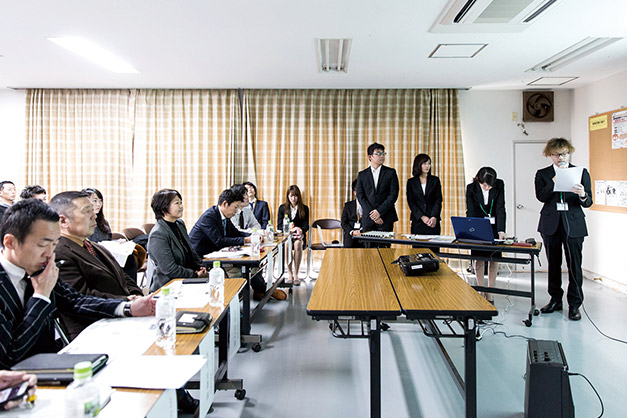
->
xmin=131 ymin=89 xmax=241 ymax=228
xmin=25 ymin=89 xmax=134 ymax=232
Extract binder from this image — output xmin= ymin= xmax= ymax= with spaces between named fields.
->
xmin=11 ymin=353 xmax=108 ymax=385
xmin=175 ymin=311 xmax=213 ymax=334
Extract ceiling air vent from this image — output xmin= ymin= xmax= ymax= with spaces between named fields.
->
xmin=317 ymin=39 xmax=352 ymax=73
xmin=431 ymin=0 xmax=562 ymax=33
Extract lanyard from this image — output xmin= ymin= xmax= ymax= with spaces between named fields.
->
xmin=479 ymin=198 xmax=493 ymax=217
xmin=559 ymin=192 xmax=564 ymax=203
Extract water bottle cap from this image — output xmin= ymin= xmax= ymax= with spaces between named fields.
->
xmin=73 ymin=361 xmax=93 ymax=379
xmin=213 ymin=261 xmax=221 ymax=268
xmin=253 ymin=228 xmax=258 ymax=232
xmin=161 ymin=287 xmax=171 ymax=296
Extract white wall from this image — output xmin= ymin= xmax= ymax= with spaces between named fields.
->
xmin=571 ymin=69 xmax=627 ymax=290
xmin=459 ymin=89 xmax=573 ymax=236
xmin=0 ymin=89 xmax=26 ymax=186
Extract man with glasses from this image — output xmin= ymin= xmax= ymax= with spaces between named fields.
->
xmin=535 ymin=137 xmax=592 ymax=321
xmin=355 ymin=142 xmax=399 ymax=247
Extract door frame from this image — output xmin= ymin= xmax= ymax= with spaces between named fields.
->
xmin=512 ymin=140 xmax=546 ymax=238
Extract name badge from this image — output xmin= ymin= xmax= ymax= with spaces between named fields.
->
xmin=485 ymin=216 xmax=495 ymax=224
xmin=557 ymin=202 xmax=569 ymax=211
xmin=354 ymin=222 xmax=361 ymax=229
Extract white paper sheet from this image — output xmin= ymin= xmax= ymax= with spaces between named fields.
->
xmin=97 ymin=240 xmax=137 ymax=267
xmin=94 ymin=355 xmax=206 ymax=389
xmin=553 ymin=167 xmax=584 ymax=192
xmin=204 ymin=248 xmax=252 ymax=258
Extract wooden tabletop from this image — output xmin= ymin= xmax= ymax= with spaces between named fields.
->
xmin=203 ymin=234 xmax=288 ymax=264
xmin=379 ymin=248 xmax=496 ymax=318
xmin=307 ymin=248 xmax=401 ymax=317
xmin=145 ymin=278 xmax=246 ymax=355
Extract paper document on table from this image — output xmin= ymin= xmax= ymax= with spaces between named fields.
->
xmin=98 ymin=240 xmax=136 ymax=267
xmin=0 ymin=387 xmax=113 ymax=417
xmin=553 ymin=167 xmax=584 ymax=192
xmin=204 ymin=248 xmax=251 ymax=258
xmin=429 ymin=236 xmax=456 ymax=243
xmin=94 ymin=355 xmax=206 ymax=389
xmin=61 ymin=317 xmax=156 ymax=360
xmin=176 ymin=283 xmax=211 ymax=308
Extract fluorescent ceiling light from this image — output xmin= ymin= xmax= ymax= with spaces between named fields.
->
xmin=48 ymin=37 xmax=140 ymax=73
xmin=527 ymin=37 xmax=622 ymax=72
xmin=429 ymin=43 xmax=487 ymax=58
xmin=317 ymin=39 xmax=352 ymax=73
xmin=527 ymin=76 xmax=578 ymax=86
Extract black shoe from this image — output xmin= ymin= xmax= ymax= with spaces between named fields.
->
xmin=568 ymin=306 xmax=581 ymax=321
xmin=540 ymin=300 xmax=563 ymax=314
xmin=177 ymin=389 xmax=199 ymax=414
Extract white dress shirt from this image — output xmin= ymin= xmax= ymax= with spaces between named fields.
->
xmin=370 ymin=165 xmax=381 ymax=189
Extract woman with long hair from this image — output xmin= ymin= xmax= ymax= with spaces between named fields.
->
xmin=82 ymin=188 xmax=111 ymax=242
xmin=406 ymin=153 xmax=443 ymax=235
xmin=277 ymin=185 xmax=309 ymax=285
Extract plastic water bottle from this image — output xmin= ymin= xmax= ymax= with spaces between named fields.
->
xmin=155 ymin=287 xmax=176 ymax=353
xmin=283 ymin=214 xmax=290 ymax=233
xmin=266 ymin=221 xmax=275 ymax=242
xmin=251 ymin=228 xmax=261 ymax=257
xmin=65 ymin=361 xmax=100 ymax=417
xmin=209 ymin=261 xmax=225 ymax=308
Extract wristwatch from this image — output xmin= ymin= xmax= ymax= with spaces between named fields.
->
xmin=123 ymin=302 xmax=133 ymax=317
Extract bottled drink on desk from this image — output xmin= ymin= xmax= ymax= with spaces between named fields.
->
xmin=266 ymin=221 xmax=275 ymax=242
xmin=155 ymin=286 xmax=176 ymax=353
xmin=65 ymin=361 xmax=100 ymax=417
xmin=251 ymin=228 xmax=261 ymax=257
xmin=283 ymin=214 xmax=290 ymax=233
xmin=209 ymin=261 xmax=225 ymax=308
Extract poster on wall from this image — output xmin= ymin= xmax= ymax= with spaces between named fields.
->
xmin=619 ymin=181 xmax=627 ymax=208
xmin=611 ymin=109 xmax=627 ymax=149
xmin=595 ymin=180 xmax=606 ymax=205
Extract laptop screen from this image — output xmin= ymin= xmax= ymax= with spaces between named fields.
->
xmin=451 ymin=216 xmax=495 ymax=243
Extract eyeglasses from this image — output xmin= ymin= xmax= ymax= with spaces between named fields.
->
xmin=373 ymin=152 xmax=387 ymax=156
xmin=551 ymin=152 xmax=570 ymax=158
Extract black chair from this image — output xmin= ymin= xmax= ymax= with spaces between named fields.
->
xmin=307 ymin=219 xmax=343 ymax=278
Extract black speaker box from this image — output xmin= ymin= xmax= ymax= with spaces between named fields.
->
xmin=524 ymin=339 xmax=574 ymax=418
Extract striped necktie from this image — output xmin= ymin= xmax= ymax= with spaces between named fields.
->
xmin=83 ymin=239 xmax=98 ymax=257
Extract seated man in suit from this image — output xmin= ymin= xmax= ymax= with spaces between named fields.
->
xmin=49 ymin=191 xmax=144 ymax=340
xmin=230 ymin=184 xmax=261 ymax=233
xmin=341 ymin=180 xmax=364 ymax=248
xmin=244 ymin=181 xmax=270 ymax=229
xmin=20 ymin=185 xmax=47 ymax=202
xmin=0 ymin=199 xmax=155 ymax=370
xmin=190 ymin=188 xmax=286 ymax=301
xmin=356 ymin=142 xmax=399 ymax=248
xmin=0 ymin=180 xmax=17 ymax=221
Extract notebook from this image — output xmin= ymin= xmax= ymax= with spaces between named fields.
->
xmin=11 ymin=353 xmax=109 ymax=385
xmin=451 ymin=216 xmax=498 ymax=245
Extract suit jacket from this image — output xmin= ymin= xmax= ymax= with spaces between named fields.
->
xmin=356 ymin=165 xmax=399 ymax=231
xmin=341 ymin=200 xmax=364 ymax=248
xmin=277 ymin=204 xmax=309 ymax=242
xmin=147 ymin=218 xmax=203 ymax=292
xmin=406 ymin=174 xmax=443 ymax=223
xmin=466 ymin=179 xmax=506 ymax=236
xmin=535 ymin=164 xmax=593 ymax=237
xmin=55 ymin=236 xmax=142 ymax=339
xmin=0 ymin=204 xmax=8 ymax=221
xmin=251 ymin=200 xmax=270 ymax=229
xmin=0 ymin=265 xmax=121 ymax=369
xmin=189 ymin=206 xmax=247 ymax=257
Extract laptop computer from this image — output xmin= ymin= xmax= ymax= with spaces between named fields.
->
xmin=451 ymin=216 xmax=498 ymax=245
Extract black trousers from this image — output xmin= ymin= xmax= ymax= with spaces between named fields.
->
xmin=541 ymin=220 xmax=585 ymax=308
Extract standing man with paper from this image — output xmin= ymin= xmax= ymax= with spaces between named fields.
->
xmin=535 ymin=137 xmax=593 ymax=321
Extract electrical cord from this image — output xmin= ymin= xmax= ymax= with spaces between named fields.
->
xmin=568 ymin=372 xmax=604 ymax=418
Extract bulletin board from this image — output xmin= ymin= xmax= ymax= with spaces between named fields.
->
xmin=588 ymin=106 xmax=627 ymax=213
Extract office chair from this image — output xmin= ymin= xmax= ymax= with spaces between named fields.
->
xmin=307 ymin=219 xmax=343 ymax=279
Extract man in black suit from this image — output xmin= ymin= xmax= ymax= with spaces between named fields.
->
xmin=341 ymin=180 xmax=364 ymax=248
xmin=356 ymin=142 xmax=399 ymax=247
xmin=535 ymin=137 xmax=593 ymax=321
xmin=0 ymin=180 xmax=17 ymax=221
xmin=244 ymin=182 xmax=271 ymax=229
xmin=49 ymin=191 xmax=144 ymax=339
xmin=0 ymin=199 xmax=155 ymax=370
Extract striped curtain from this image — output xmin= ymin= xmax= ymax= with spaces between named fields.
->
xmin=25 ymin=89 xmax=134 ymax=232
xmin=131 ymin=89 xmax=241 ymax=228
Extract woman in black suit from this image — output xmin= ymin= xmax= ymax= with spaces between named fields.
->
xmin=466 ymin=167 xmax=506 ymax=304
xmin=406 ymin=153 xmax=443 ymax=235
xmin=535 ymin=138 xmax=592 ymax=321
xmin=277 ymin=185 xmax=309 ymax=286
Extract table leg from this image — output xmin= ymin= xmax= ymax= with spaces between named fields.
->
xmin=464 ymin=317 xmax=477 ymax=418
xmin=241 ymin=265 xmax=251 ymax=336
xmin=369 ymin=319 xmax=381 ymax=418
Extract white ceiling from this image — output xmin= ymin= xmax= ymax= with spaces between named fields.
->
xmin=1 ymin=0 xmax=626 ymax=90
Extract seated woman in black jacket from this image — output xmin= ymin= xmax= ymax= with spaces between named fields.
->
xmin=277 ymin=185 xmax=309 ymax=286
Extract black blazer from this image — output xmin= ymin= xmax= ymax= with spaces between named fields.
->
xmin=535 ymin=164 xmax=592 ymax=237
xmin=355 ymin=165 xmax=399 ymax=231
xmin=251 ymin=200 xmax=271 ymax=229
xmin=341 ymin=200 xmax=364 ymax=248
xmin=466 ymin=179 xmax=506 ymax=236
xmin=406 ymin=174 xmax=443 ymax=224
xmin=0 ymin=265 xmax=121 ymax=369
xmin=277 ymin=204 xmax=309 ymax=242
xmin=189 ymin=206 xmax=247 ymax=257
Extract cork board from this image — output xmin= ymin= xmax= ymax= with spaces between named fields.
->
xmin=588 ymin=106 xmax=627 ymax=213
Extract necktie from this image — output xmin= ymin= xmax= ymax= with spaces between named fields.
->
xmin=83 ymin=239 xmax=98 ymax=257
xmin=222 ymin=219 xmax=227 ymax=236
xmin=239 ymin=213 xmax=245 ymax=229
xmin=23 ymin=274 xmax=34 ymax=306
